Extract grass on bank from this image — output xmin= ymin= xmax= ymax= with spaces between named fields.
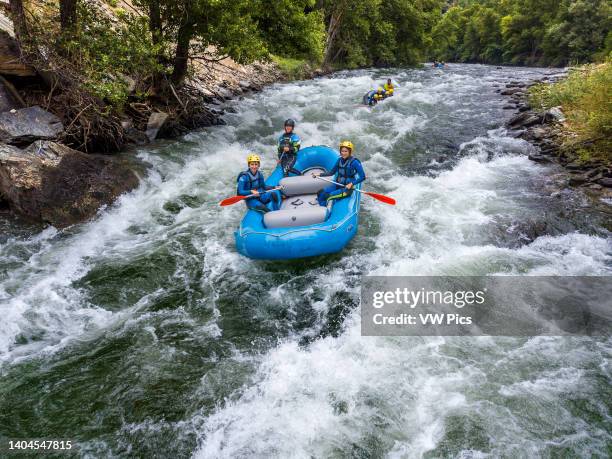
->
xmin=529 ymin=61 xmax=611 ymax=163
xmin=270 ymin=55 xmax=319 ymax=80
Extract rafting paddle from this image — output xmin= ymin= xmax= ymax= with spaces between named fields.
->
xmin=313 ymin=175 xmax=396 ymax=205
xmin=219 ymin=195 xmax=250 ymax=206
xmin=219 ymin=186 xmax=282 ymax=207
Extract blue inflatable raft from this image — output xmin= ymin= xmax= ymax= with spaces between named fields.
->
xmin=234 ymin=145 xmax=362 ymax=260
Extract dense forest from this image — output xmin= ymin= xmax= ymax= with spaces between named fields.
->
xmin=430 ymin=0 xmax=611 ymax=66
xmin=2 ymin=0 xmax=608 ymax=152
xmin=7 ymin=0 xmax=610 ymax=98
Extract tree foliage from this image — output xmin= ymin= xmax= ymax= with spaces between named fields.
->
xmin=319 ymin=0 xmax=444 ymax=68
xmin=430 ymin=0 xmax=611 ymax=66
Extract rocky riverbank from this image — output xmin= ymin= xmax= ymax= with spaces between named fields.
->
xmin=498 ymin=75 xmax=612 ymax=202
xmin=0 ymin=27 xmax=288 ymax=228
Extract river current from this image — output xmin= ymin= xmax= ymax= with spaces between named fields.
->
xmin=0 ymin=64 xmax=610 ymax=458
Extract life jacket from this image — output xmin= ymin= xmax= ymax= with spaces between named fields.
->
xmin=237 ymin=169 xmax=265 ymax=194
xmin=384 ymin=83 xmax=393 ymax=91
xmin=336 ymin=157 xmax=359 ymax=184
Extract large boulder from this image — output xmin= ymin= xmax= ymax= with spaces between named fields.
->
xmin=0 ymin=141 xmax=139 ymax=227
xmin=0 ymin=106 xmax=63 ymax=145
xmin=544 ymin=106 xmax=566 ymax=123
xmin=145 ymin=111 xmax=169 ymax=141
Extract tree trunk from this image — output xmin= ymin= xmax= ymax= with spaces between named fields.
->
xmin=323 ymin=5 xmax=346 ymax=68
xmin=149 ymin=0 xmax=162 ymax=46
xmin=170 ymin=19 xmax=194 ymax=86
xmin=60 ymin=0 xmax=78 ymax=32
xmin=8 ymin=0 xmax=28 ymax=45
xmin=148 ymin=0 xmax=164 ymax=90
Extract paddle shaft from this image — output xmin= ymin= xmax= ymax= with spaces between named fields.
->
xmin=313 ymin=175 xmax=396 ymax=205
xmin=313 ymin=175 xmax=365 ymax=193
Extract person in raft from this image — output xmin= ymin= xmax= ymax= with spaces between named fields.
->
xmin=383 ymin=78 xmax=394 ymax=96
xmin=373 ymin=86 xmax=387 ymax=102
xmin=363 ymin=89 xmax=378 ymax=106
xmin=277 ymin=118 xmax=301 ymax=176
xmin=237 ymin=154 xmax=281 ymax=213
xmin=314 ymin=140 xmax=366 ymax=206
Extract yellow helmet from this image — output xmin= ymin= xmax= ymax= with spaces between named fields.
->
xmin=247 ymin=154 xmax=260 ymax=164
xmin=339 ymin=140 xmax=354 ymax=152
xmin=377 ymin=86 xmax=384 ymax=93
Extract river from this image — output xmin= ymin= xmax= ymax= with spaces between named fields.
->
xmin=0 ymin=64 xmax=610 ymax=458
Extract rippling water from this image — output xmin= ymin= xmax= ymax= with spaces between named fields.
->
xmin=0 ymin=64 xmax=610 ymax=458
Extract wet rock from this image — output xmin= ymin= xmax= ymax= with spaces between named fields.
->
xmin=217 ymin=87 xmax=233 ymax=98
xmin=565 ymin=161 xmax=588 ymax=170
xmin=0 ymin=141 xmax=139 ymax=227
xmin=145 ymin=112 xmax=169 ymax=141
xmin=540 ymin=146 xmax=557 ymax=155
xmin=599 ymin=178 xmax=612 ymax=188
xmin=528 ymin=153 xmax=551 ymax=163
xmin=0 ymin=106 xmax=63 ymax=146
xmin=522 ymin=114 xmax=544 ymax=127
xmin=124 ymin=127 xmax=149 ymax=145
xmin=507 ymin=112 xmax=543 ymax=129
xmin=518 ymin=105 xmax=531 ymax=112
xmin=568 ymin=174 xmax=588 ymax=186
xmin=503 ymin=105 xmax=515 ymax=109
xmin=589 ymin=184 xmax=602 ymax=190
xmin=586 ymin=168 xmax=602 ymax=178
xmin=507 ymin=129 xmax=525 ymax=138
xmin=501 ymin=88 xmax=523 ymax=95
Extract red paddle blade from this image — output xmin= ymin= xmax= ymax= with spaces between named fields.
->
xmin=364 ymin=191 xmax=396 ymax=205
xmin=219 ymin=195 xmax=247 ymax=206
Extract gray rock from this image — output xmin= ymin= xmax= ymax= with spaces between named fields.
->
xmin=124 ymin=127 xmax=149 ymax=145
xmin=508 ymin=112 xmax=543 ymax=129
xmin=522 ymin=114 xmax=544 ymax=127
xmin=117 ymin=74 xmax=136 ymax=93
xmin=0 ymin=106 xmax=63 ymax=146
xmin=501 ymin=88 xmax=523 ymax=95
xmin=568 ymin=175 xmax=588 ymax=186
xmin=530 ymin=127 xmax=548 ymax=139
xmin=0 ymin=141 xmax=139 ymax=227
xmin=598 ymin=177 xmax=612 ymax=188
xmin=503 ymin=105 xmax=515 ymax=109
xmin=507 ymin=129 xmax=525 ymax=138
xmin=217 ymin=87 xmax=233 ymax=98
xmin=528 ymin=154 xmax=551 ymax=163
xmin=145 ymin=112 xmax=169 ymax=141
xmin=544 ymin=106 xmax=566 ymax=123
xmin=565 ymin=162 xmax=587 ymax=170
xmin=586 ymin=168 xmax=602 ymax=178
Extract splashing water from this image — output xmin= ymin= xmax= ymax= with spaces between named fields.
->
xmin=0 ymin=65 xmax=610 ymax=457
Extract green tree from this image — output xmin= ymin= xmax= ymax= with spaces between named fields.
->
xmin=542 ymin=0 xmax=611 ymax=65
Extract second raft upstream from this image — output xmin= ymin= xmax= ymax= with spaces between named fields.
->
xmin=235 ymin=145 xmax=362 ymax=260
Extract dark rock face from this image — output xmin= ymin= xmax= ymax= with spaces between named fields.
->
xmin=0 ymin=141 xmax=139 ymax=227
xmin=528 ymin=153 xmax=551 ymax=163
xmin=501 ymin=88 xmax=524 ymax=95
xmin=0 ymin=106 xmax=63 ymax=146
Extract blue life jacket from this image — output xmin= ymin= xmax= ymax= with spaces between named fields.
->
xmin=337 ymin=157 xmax=358 ymax=184
xmin=237 ymin=170 xmax=265 ymax=194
